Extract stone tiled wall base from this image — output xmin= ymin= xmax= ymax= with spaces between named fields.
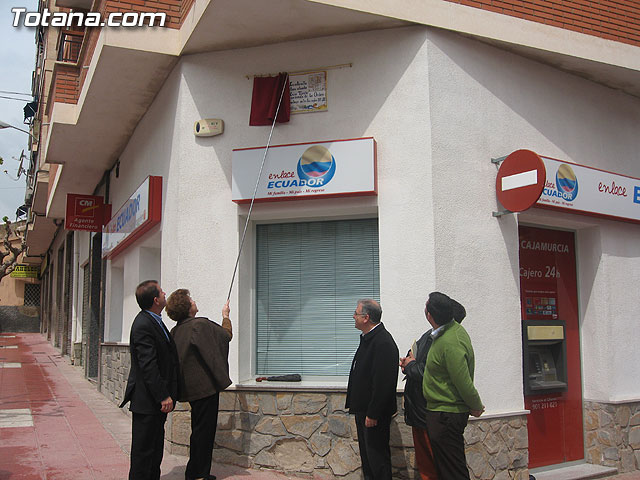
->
xmin=167 ymin=391 xmax=530 ymax=479
xmin=584 ymin=401 xmax=640 ymax=472
xmin=465 ymin=416 xmax=529 ymax=480
xmin=97 ymin=346 xmax=529 ymax=478
xmin=98 ymin=343 xmax=130 ymax=407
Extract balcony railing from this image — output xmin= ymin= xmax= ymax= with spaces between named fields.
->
xmin=57 ymin=30 xmax=84 ymax=63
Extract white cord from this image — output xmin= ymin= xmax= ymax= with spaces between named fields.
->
xmin=227 ymin=73 xmax=289 ymax=302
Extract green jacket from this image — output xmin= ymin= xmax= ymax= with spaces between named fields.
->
xmin=422 ymin=321 xmax=483 ymax=413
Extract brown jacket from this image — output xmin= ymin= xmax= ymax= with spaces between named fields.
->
xmin=170 ymin=316 xmax=232 ymax=402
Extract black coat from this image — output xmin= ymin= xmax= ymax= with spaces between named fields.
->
xmin=403 ymin=329 xmax=432 ymax=429
xmin=346 ymin=323 xmax=399 ymax=419
xmin=120 ymin=310 xmax=179 ymax=414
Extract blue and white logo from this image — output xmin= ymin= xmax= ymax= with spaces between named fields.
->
xmin=555 ymin=164 xmax=578 ymax=202
xmin=296 ymin=145 xmax=336 ymax=188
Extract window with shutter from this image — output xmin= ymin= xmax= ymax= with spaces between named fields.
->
xmin=256 ymin=218 xmax=380 ymax=377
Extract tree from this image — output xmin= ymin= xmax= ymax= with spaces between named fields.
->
xmin=0 ymin=217 xmax=27 ymax=282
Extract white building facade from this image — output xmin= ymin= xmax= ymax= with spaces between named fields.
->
xmin=28 ymin=0 xmax=640 ymax=477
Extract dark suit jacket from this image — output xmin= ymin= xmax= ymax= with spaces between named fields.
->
xmin=403 ymin=329 xmax=433 ymax=429
xmin=170 ymin=316 xmax=232 ymax=402
xmin=120 ymin=310 xmax=179 ymax=414
xmin=346 ymin=322 xmax=399 ymax=420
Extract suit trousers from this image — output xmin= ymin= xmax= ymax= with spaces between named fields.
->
xmin=355 ymin=413 xmax=392 ymax=480
xmin=129 ymin=412 xmax=167 ymax=480
xmin=424 ymin=410 xmax=470 ymax=480
xmin=185 ymin=393 xmax=220 ymax=480
xmin=412 ymin=426 xmax=438 ymax=480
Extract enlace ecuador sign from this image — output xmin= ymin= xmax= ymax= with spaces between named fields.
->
xmin=102 ymin=176 xmax=162 ymax=259
xmin=536 ymin=156 xmax=640 ymax=225
xmin=232 ymin=137 xmax=377 ymax=203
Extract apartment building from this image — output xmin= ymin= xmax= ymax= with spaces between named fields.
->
xmin=25 ymin=0 xmax=640 ymax=477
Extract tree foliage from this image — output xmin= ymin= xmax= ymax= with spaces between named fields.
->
xmin=0 ymin=219 xmax=27 ymax=282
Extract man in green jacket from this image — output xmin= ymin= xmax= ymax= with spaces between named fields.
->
xmin=422 ymin=292 xmax=484 ymax=480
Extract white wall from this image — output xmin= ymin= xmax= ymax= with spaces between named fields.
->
xmin=425 ymin=28 xmax=640 ymax=407
xmin=71 ymin=231 xmax=83 ymax=344
xmin=166 ymin=26 xmax=437 ymax=387
xmin=106 ymin=265 xmax=124 ymax=341
xmin=110 ymin=24 xmax=640 ymax=414
xmin=71 ymin=230 xmax=92 ymax=345
xmin=71 ymin=230 xmax=87 ymax=345
xmin=106 ymin=57 xmax=179 ymax=341
xmin=578 ymin=221 xmax=640 ymax=402
xmin=107 ymin=240 xmax=162 ymax=343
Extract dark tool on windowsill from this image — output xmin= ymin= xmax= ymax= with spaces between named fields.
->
xmin=255 ymin=374 xmax=302 ymax=382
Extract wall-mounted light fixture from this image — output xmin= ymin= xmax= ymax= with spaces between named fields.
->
xmin=0 ymin=120 xmax=38 ymax=142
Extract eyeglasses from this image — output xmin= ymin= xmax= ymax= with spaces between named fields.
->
xmin=353 ymin=311 xmax=367 ymax=317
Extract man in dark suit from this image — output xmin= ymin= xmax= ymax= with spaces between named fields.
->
xmin=346 ymin=298 xmax=399 ymax=480
xmin=120 ymin=280 xmax=179 ymax=480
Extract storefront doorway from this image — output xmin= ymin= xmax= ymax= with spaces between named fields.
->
xmin=519 ymin=225 xmax=583 ymax=468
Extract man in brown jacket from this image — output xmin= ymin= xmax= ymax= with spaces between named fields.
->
xmin=167 ymin=290 xmax=232 ymax=480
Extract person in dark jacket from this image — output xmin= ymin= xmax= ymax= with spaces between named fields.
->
xmin=120 ymin=280 xmax=179 ymax=480
xmin=399 ymin=298 xmax=466 ymax=480
xmin=346 ymin=298 xmax=399 ymax=480
xmin=166 ymin=289 xmax=233 ymax=480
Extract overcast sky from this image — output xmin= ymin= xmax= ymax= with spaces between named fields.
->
xmin=0 ymin=0 xmax=37 ymax=220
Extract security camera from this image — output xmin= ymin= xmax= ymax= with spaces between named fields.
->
xmin=194 ymin=119 xmax=224 ymax=137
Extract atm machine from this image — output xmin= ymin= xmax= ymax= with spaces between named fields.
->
xmin=522 ymin=320 xmax=568 ymax=395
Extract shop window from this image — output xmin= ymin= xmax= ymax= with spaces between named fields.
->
xmin=24 ymin=283 xmax=41 ymax=307
xmin=256 ymin=219 xmax=379 ymax=376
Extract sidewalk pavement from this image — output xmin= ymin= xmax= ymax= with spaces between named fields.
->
xmin=0 ymin=333 xmax=298 ymax=480
xmin=3 ymin=333 xmax=640 ymax=480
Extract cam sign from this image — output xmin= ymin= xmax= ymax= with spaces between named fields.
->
xmin=232 ymin=137 xmax=377 ymax=203
xmin=65 ymin=194 xmax=108 ymax=232
xmin=536 ymin=156 xmax=640 ymax=225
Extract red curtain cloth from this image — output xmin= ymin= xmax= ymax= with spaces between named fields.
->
xmin=249 ymin=73 xmax=290 ymax=126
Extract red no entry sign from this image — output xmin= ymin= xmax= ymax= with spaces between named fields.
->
xmin=496 ymin=149 xmax=546 ymax=212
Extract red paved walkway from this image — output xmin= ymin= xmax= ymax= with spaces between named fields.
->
xmin=0 ymin=333 xmax=129 ymax=480
xmin=0 ymin=333 xmax=298 ymax=480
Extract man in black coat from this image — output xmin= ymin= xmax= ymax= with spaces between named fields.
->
xmin=346 ymin=298 xmax=399 ymax=480
xmin=120 ymin=280 xmax=179 ymax=480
